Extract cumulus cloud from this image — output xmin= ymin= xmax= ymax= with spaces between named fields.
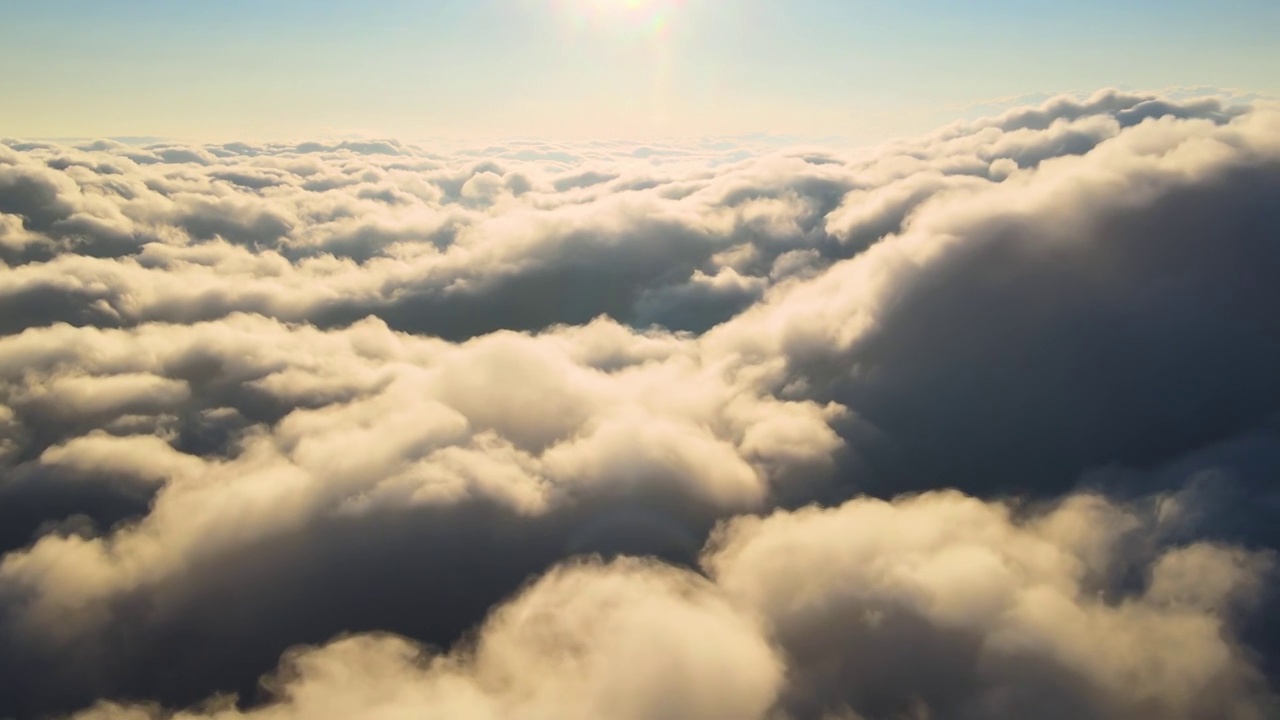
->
xmin=712 ymin=98 xmax=1280 ymax=496
xmin=706 ymin=491 xmax=1275 ymax=720
xmin=63 ymin=491 xmax=1278 ymax=720
xmin=0 ymin=314 xmax=840 ymax=716
xmin=67 ymin=559 xmax=786 ymax=720
xmin=0 ymin=89 xmax=1278 ymax=719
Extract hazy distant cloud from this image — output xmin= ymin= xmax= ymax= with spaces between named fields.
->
xmin=0 ymin=90 xmax=1278 ymax=719
xmin=3 ymin=90 xmax=1248 ymax=339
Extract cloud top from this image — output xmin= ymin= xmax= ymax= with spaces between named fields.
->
xmin=1 ymin=89 xmax=1278 ymax=719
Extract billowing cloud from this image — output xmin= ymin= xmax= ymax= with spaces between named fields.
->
xmin=64 ymin=559 xmax=789 ymax=720
xmin=707 ymin=491 xmax=1274 ymax=720
xmin=712 ymin=100 xmax=1280 ymax=497
xmin=62 ymin=491 xmax=1278 ymax=720
xmin=1 ymin=90 xmax=1278 ymax=719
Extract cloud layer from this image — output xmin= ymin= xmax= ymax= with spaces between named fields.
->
xmin=1 ymin=90 xmax=1278 ymax=719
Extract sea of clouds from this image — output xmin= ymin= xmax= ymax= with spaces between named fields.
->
xmin=1 ymin=90 xmax=1279 ymax=720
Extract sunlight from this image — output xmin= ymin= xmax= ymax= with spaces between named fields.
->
xmin=555 ymin=0 xmax=685 ymax=38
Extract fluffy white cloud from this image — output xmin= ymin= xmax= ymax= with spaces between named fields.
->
xmin=70 ymin=559 xmax=786 ymax=720
xmin=0 ymin=89 xmax=1278 ymax=719
xmin=65 ymin=490 xmax=1276 ymax=720
xmin=707 ymin=491 xmax=1274 ymax=719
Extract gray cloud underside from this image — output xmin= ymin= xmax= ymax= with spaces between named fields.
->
xmin=1 ymin=90 xmax=1279 ymax=720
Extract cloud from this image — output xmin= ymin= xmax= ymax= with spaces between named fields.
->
xmin=62 ymin=490 xmax=1277 ymax=720
xmin=67 ymin=558 xmax=786 ymax=720
xmin=12 ymin=91 xmax=1247 ymax=340
xmin=705 ymin=489 xmax=1275 ymax=720
xmin=0 ymin=90 xmax=1278 ymax=719
xmin=712 ymin=99 xmax=1280 ymax=497
xmin=0 ymin=314 xmax=840 ymax=716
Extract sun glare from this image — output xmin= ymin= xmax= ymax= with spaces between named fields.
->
xmin=556 ymin=0 xmax=685 ymax=37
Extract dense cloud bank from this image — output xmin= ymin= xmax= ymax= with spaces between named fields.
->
xmin=1 ymin=90 xmax=1279 ymax=719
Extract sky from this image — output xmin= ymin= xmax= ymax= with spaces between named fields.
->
xmin=4 ymin=4 xmax=1280 ymax=720
xmin=2 ymin=0 xmax=1278 ymax=141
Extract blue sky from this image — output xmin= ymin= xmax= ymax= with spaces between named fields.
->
xmin=1 ymin=0 xmax=1277 ymax=141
